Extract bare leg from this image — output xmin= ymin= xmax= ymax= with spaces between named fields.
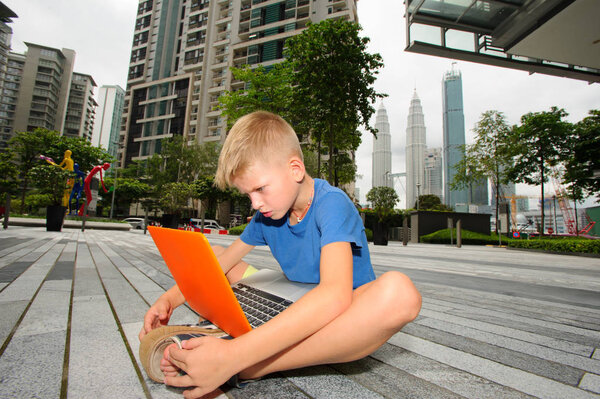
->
xmin=239 ymin=271 xmax=422 ymax=379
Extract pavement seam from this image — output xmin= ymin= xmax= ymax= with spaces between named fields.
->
xmin=59 ymin=237 xmax=77 ymax=399
xmin=0 ymin=240 xmax=67 ymax=358
xmin=89 ymin=234 xmax=153 ymax=399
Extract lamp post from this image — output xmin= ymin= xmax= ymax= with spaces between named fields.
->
xmin=416 ymin=182 xmax=421 ymax=210
xmin=109 ymin=141 xmax=122 ymax=219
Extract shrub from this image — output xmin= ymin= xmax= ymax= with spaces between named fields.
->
xmin=228 ymin=223 xmax=247 ymax=236
xmin=420 ymin=228 xmax=512 ymax=245
xmin=364 ymin=227 xmax=373 ymax=242
xmin=508 ymin=237 xmax=600 ymax=254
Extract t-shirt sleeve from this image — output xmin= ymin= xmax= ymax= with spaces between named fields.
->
xmin=240 ymin=213 xmax=268 ymax=246
xmin=315 ymin=192 xmax=364 ymax=249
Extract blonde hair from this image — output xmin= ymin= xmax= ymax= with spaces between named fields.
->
xmin=215 ymin=111 xmax=302 ymax=189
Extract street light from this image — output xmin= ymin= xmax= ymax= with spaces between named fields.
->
xmin=416 ymin=182 xmax=421 ymax=210
xmin=109 ymin=141 xmax=123 ymax=219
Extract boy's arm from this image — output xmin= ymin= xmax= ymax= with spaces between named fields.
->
xmin=215 ymin=237 xmax=254 ymax=275
xmin=234 ymin=240 xmax=353 ymax=358
xmin=139 ymin=284 xmax=186 ymax=339
xmin=165 ymin=241 xmax=354 ymax=391
xmin=139 ymin=237 xmax=254 ymax=340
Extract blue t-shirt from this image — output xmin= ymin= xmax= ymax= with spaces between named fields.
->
xmin=240 ymin=179 xmax=375 ymax=289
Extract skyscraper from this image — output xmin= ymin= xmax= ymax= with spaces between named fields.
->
xmin=121 ymin=0 xmax=358 ymax=167
xmin=442 ymin=63 xmax=468 ymax=209
xmin=406 ymin=90 xmax=426 ymax=209
xmin=423 ymin=147 xmax=443 ymax=200
xmin=93 ymin=85 xmax=125 ymax=159
xmin=372 ymin=103 xmax=391 ymax=188
xmin=0 ymin=2 xmax=16 ymax=149
xmin=64 ymin=73 xmax=97 ymax=141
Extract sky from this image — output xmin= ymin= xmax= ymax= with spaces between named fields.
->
xmin=5 ymin=0 xmax=599 ymax=208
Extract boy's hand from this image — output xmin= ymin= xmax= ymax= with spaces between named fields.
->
xmin=138 ymin=298 xmax=174 ymax=340
xmin=163 ymin=336 xmax=237 ymax=398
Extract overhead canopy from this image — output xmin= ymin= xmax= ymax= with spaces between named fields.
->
xmin=404 ymin=0 xmax=600 ymax=83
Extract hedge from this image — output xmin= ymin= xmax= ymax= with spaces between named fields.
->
xmin=420 ymin=228 xmax=600 ymax=254
xmin=228 ymin=223 xmax=247 ymax=236
xmin=508 ymin=238 xmax=600 ymax=254
xmin=420 ymin=228 xmax=510 ymax=245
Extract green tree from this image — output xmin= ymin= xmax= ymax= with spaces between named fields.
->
xmin=506 ymin=107 xmax=574 ymax=235
xmin=159 ymin=182 xmax=193 ymax=215
xmin=192 ymin=176 xmax=229 ymax=219
xmin=285 ymin=19 xmax=385 ymax=185
xmin=562 ymin=109 xmax=600 ymax=200
xmin=8 ymin=129 xmax=61 ymax=212
xmin=0 ymin=151 xmax=19 ymax=198
xmin=29 ymin=164 xmax=72 ymax=206
xmin=105 ymin=177 xmax=151 ymax=217
xmin=451 ymin=110 xmax=513 ymax=233
xmin=219 ymin=63 xmax=295 ymax=129
xmin=416 ymin=194 xmax=452 ymax=211
xmin=366 ymin=186 xmax=399 ymax=222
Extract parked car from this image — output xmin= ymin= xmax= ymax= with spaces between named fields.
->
xmin=122 ymin=217 xmax=145 ymax=229
xmin=189 ymin=218 xmax=225 ymax=230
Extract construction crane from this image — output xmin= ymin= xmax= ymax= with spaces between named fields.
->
xmin=551 ymin=177 xmax=577 ymax=235
xmin=503 ymin=194 xmax=528 ymax=230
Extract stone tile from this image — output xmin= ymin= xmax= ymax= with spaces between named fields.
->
xmin=389 ymin=333 xmax=597 ymax=399
xmin=226 ymin=374 xmax=310 ymax=398
xmin=13 ymin=280 xmax=71 ymax=338
xmin=283 ymin=365 xmax=384 ymax=398
xmin=0 ymin=300 xmax=28 ymax=345
xmin=419 ymin=310 xmax=594 ymax=362
xmin=0 ymin=331 xmax=65 ymax=398
xmin=373 ymin=343 xmax=535 ymax=399
xmin=403 ymin=323 xmax=585 ymax=385
xmin=0 ymin=243 xmax=64 ymax=303
xmin=68 ymin=295 xmax=146 ymax=399
xmin=579 ymin=373 xmax=600 ymax=394
xmin=332 ymin=357 xmax=465 ymax=399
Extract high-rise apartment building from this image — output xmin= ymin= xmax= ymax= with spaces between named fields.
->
xmin=120 ymin=0 xmax=358 ymax=167
xmin=442 ymin=63 xmax=468 ymax=209
xmin=0 ymin=2 xmax=16 ymax=149
xmin=93 ymin=85 xmax=125 ymax=159
xmin=423 ymin=147 xmax=442 ymax=200
xmin=64 ymin=72 xmax=97 ymax=141
xmin=0 ymin=41 xmax=98 ymax=148
xmin=372 ymin=103 xmax=391 ymax=188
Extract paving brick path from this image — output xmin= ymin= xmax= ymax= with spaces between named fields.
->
xmin=0 ymin=227 xmax=598 ymax=398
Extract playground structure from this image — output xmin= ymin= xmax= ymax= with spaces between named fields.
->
xmin=40 ymin=151 xmax=111 ymax=217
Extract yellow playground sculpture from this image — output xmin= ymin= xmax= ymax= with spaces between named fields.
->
xmin=40 ymin=150 xmax=74 ymax=207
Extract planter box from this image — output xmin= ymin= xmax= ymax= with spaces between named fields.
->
xmin=46 ymin=205 xmax=66 ymax=232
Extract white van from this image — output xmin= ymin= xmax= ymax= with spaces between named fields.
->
xmin=189 ymin=218 xmax=225 ymax=230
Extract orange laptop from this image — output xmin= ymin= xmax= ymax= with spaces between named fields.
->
xmin=148 ymin=226 xmax=314 ymax=337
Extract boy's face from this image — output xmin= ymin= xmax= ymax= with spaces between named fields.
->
xmin=232 ymin=159 xmax=300 ymax=220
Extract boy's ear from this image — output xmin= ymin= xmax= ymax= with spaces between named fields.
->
xmin=288 ymin=157 xmax=305 ymax=183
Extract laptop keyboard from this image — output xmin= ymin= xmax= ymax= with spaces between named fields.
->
xmin=233 ymin=284 xmax=293 ymax=328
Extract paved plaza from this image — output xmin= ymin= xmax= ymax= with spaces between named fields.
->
xmin=0 ymin=225 xmax=599 ymax=398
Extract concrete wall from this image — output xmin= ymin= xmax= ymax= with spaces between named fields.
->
xmin=410 ymin=210 xmax=491 ymax=242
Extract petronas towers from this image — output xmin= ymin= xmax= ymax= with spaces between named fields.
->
xmin=406 ymin=90 xmax=426 ymax=209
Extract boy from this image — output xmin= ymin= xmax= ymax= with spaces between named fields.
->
xmin=139 ymin=111 xmax=421 ymax=398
